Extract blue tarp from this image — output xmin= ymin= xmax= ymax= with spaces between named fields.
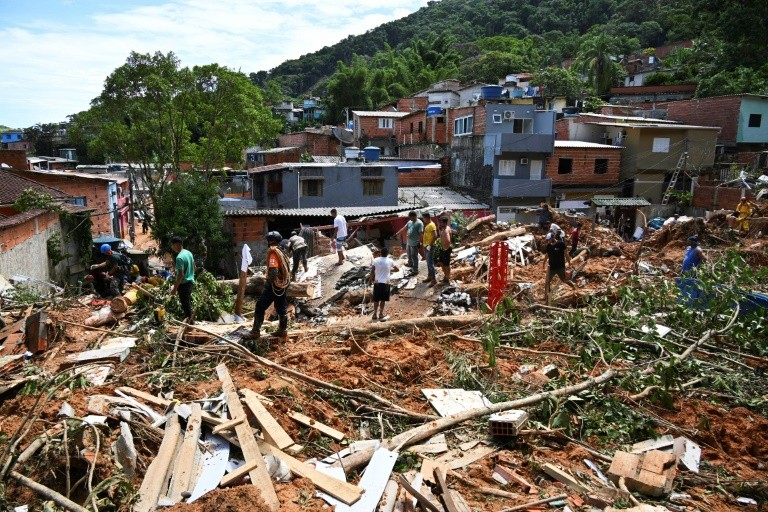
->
xmin=677 ymin=277 xmax=768 ymax=317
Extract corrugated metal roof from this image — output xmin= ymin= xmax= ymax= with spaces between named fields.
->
xmin=581 ymin=113 xmax=679 ymax=123
xmin=352 ymin=111 xmax=409 ymax=118
xmin=591 ymin=198 xmax=651 ymax=207
xmin=554 ymin=141 xmax=622 ymax=149
xmin=585 ymin=121 xmax=720 ymax=130
xmin=221 ymin=204 xmax=412 ymax=218
xmin=311 ymin=156 xmax=343 ymax=164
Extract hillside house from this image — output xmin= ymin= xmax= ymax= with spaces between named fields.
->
xmin=246 ymin=147 xmax=302 ymax=169
xmin=449 ymin=102 xmax=557 ymax=213
xmin=6 ymin=169 xmax=130 ymax=238
xmin=278 ymin=127 xmax=341 ymax=158
xmin=619 ymin=41 xmax=693 ymax=87
xmin=608 ymin=84 xmax=697 ymax=109
xmin=247 ymin=162 xmax=399 ymax=210
xmin=547 ymin=141 xmax=623 ymax=208
xmin=558 ymin=113 xmax=719 ymax=202
xmin=351 ymin=111 xmax=409 ymax=155
xmin=663 ymin=94 xmax=768 ymax=173
xmin=0 ymin=170 xmax=93 ymax=284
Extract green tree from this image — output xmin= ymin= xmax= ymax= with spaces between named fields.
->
xmin=532 ymin=67 xmax=585 ymax=102
xmin=153 ymin=173 xmax=229 ymax=272
xmin=23 ymin=123 xmax=59 ymax=157
xmin=325 ymin=56 xmax=373 ymax=124
xmin=572 ymin=32 xmax=626 ymax=96
xmin=85 ymin=51 xmax=279 ymax=229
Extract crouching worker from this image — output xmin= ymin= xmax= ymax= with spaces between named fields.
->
xmin=242 ymin=231 xmax=291 ymax=346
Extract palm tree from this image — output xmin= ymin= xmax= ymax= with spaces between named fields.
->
xmin=572 ymin=33 xmax=624 ymax=96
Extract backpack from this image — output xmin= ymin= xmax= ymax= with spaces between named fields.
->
xmin=114 ymin=252 xmax=132 ymax=275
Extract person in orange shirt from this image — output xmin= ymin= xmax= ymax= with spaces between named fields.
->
xmin=242 ymin=231 xmax=291 ymax=345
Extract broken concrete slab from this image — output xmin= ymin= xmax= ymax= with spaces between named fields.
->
xmin=421 ymin=388 xmax=492 ymax=417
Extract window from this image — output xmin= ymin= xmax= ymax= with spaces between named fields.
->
xmin=418 ymin=121 xmax=423 ymax=133
xmin=513 ymin=118 xmax=533 ymax=134
xmin=594 ymin=159 xmax=609 ymax=174
xmin=454 ymin=115 xmax=474 ymax=136
xmin=301 ymin=179 xmax=323 ymax=197
xmin=558 ymin=158 xmax=573 ymax=174
xmin=651 ymin=137 xmax=670 ymax=153
xmin=498 ymin=160 xmax=516 ymax=176
xmin=363 ymin=180 xmax=384 ymax=196
xmin=492 ymin=113 xmax=503 ymax=124
xmin=748 ymin=114 xmax=762 ymax=128
xmin=68 ymin=197 xmax=86 ymax=206
xmin=410 ymin=122 xmax=414 ymax=134
xmin=378 ymin=118 xmax=393 ymax=129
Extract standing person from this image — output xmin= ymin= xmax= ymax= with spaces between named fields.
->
xmin=368 ymin=247 xmax=399 ymax=321
xmin=299 ymin=222 xmax=315 ymax=257
xmin=141 ymin=217 xmax=148 ymax=235
xmin=681 ymin=236 xmax=706 ymax=274
xmin=331 ymin=209 xmax=347 ymax=266
xmin=395 ymin=211 xmax=424 ymax=275
xmin=604 ymin=207 xmax=613 ymax=227
xmin=243 ymin=232 xmax=291 ymax=344
xmin=90 ymin=243 xmax=128 ymax=296
xmin=420 ymin=212 xmax=438 ymax=286
xmin=570 ymin=222 xmax=582 ymax=256
xmin=542 ymin=231 xmax=576 ymax=305
xmin=735 ymin=197 xmax=753 ymax=233
xmin=536 ymin=203 xmax=554 ymax=233
xmin=169 ymin=236 xmax=195 ymax=324
xmin=288 ymin=230 xmax=309 ymax=280
xmin=437 ymin=215 xmax=453 ymax=284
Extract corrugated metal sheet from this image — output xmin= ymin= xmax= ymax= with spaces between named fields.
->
xmin=554 ymin=141 xmax=622 ymax=149
xmin=221 ymin=205 xmax=412 ymax=218
xmin=591 ymin=198 xmax=651 ymax=207
xmin=352 ymin=111 xmax=409 ymax=118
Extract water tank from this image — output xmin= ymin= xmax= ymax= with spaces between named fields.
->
xmin=481 ymin=85 xmax=503 ymax=100
xmin=344 ymin=146 xmax=360 ymax=160
xmin=363 ymin=146 xmax=381 ymax=162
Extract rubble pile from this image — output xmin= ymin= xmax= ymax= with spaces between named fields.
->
xmin=0 ymin=203 xmax=767 ymax=512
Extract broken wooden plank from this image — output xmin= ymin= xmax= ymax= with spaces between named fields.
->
xmin=493 ymin=465 xmax=536 ymax=494
xmin=116 ymin=386 xmax=226 ymax=426
xmin=433 ymin=467 xmax=461 ymax=512
xmin=407 ymin=434 xmax=448 ymax=455
xmin=258 ymin=440 xmax=363 ymax=506
xmin=220 ymin=459 xmax=260 ymax=487
xmin=241 ymin=388 xmax=295 ymax=450
xmin=396 ymin=474 xmax=441 ymax=512
xmin=631 ymin=435 xmax=675 ymax=454
xmin=437 ymin=444 xmax=497 ymax=471
xmin=287 ymin=410 xmax=345 ymax=441
xmin=541 ymin=463 xmax=590 ymax=494
xmin=448 ymin=490 xmax=472 ymax=512
xmin=211 ymin=416 xmax=245 ymax=435
xmin=134 ymin=414 xmax=182 ymax=512
xmin=167 ymin=403 xmax=203 ymax=503
xmin=379 ymin=479 xmax=399 ymax=512
xmin=216 ymin=364 xmax=279 ymax=511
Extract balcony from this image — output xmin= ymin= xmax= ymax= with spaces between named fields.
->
xmin=497 ymin=133 xmax=553 ymax=154
xmin=493 ymin=178 xmax=552 ymax=198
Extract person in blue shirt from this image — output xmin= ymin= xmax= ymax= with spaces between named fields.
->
xmin=681 ymin=236 xmax=706 ymax=274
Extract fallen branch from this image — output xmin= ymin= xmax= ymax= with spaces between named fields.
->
xmin=339 ymin=314 xmax=484 ymax=337
xmin=331 ymin=367 xmax=618 ymax=473
xmin=172 ymin=320 xmax=437 ymax=421
xmin=9 ymin=471 xmax=89 ymax=512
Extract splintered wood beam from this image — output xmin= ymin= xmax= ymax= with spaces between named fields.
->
xmin=134 ymin=414 xmax=182 ymax=512
xmin=287 ymin=411 xmax=345 ymax=441
xmin=167 ymin=404 xmax=203 ymax=503
xmin=241 ymin=389 xmax=295 ymax=450
xmin=219 ymin=459 xmax=260 ymax=487
xmin=211 ymin=416 xmax=246 ymax=435
xmin=216 ymin=364 xmax=279 ymax=511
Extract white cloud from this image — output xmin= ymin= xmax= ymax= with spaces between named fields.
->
xmin=0 ymin=0 xmax=428 ymax=128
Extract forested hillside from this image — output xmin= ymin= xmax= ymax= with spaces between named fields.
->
xmin=251 ymin=0 xmax=768 ymax=124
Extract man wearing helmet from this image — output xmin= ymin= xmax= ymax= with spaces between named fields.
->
xmin=90 ymin=243 xmax=127 ymax=296
xmin=242 ymin=231 xmax=291 ymax=345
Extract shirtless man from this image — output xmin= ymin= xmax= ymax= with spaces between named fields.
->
xmin=437 ymin=216 xmax=453 ymax=284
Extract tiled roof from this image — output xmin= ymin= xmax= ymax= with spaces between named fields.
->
xmin=591 ymin=198 xmax=651 ymax=207
xmin=0 ymin=169 xmax=71 ymax=205
xmin=555 ymin=141 xmax=622 ymax=149
xmin=220 ymin=203 xmax=412 ymax=218
xmin=352 ymin=111 xmax=410 ymax=118
xmin=0 ymin=209 xmax=48 ymax=229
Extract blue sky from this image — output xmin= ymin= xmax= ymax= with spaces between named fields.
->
xmin=0 ymin=0 xmax=429 ymax=129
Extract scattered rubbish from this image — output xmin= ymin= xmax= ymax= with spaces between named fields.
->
xmin=488 ymin=410 xmax=529 ymax=437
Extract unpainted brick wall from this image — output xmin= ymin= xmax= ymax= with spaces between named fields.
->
xmin=692 ymin=182 xmax=754 ymax=210
xmin=225 ymin=216 xmax=267 ymax=244
xmin=665 ymin=97 xmax=741 ymax=142
xmin=545 ymin=147 xmax=621 ymax=185
xmin=0 ymin=149 xmax=28 ymax=170
xmin=397 ymin=167 xmax=442 ymax=186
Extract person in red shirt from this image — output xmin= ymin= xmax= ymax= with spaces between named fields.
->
xmin=570 ymin=222 xmax=582 ymax=256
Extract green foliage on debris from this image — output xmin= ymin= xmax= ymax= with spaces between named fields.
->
xmin=11 ymin=189 xmax=62 ymax=213
xmin=160 ymin=270 xmax=234 ymax=322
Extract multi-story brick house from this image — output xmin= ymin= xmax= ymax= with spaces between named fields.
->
xmin=663 ymin=94 xmax=768 ymax=172
xmin=558 ymin=113 xmax=719 ymax=202
xmin=449 ymin=102 xmax=557 ymax=213
xmin=7 ymin=168 xmax=130 ymax=238
xmin=351 ymin=110 xmax=409 ymax=156
xmin=277 ymin=127 xmax=341 ymax=158
xmin=547 ymin=141 xmax=623 ymax=208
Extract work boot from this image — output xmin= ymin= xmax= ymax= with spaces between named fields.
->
xmin=274 ymin=315 xmax=289 ymax=340
xmin=241 ymin=312 xmax=264 ymax=347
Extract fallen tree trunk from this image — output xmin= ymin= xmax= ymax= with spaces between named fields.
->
xmin=478 ymin=227 xmax=527 ymax=246
xmin=465 ymin=214 xmax=496 ymax=232
xmin=220 ymin=276 xmax=315 ymax=298
xmin=340 ymin=314 xmax=484 ymax=337
xmin=330 ymin=367 xmax=618 ymax=473
xmin=9 ymin=471 xmax=89 ymax=512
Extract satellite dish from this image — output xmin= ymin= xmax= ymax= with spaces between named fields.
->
xmin=332 ymin=127 xmax=355 ymax=145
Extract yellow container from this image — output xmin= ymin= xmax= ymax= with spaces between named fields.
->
xmin=153 ymin=306 xmax=166 ymax=324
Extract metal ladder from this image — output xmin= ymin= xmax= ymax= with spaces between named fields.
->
xmin=661 ymin=151 xmax=688 ymax=205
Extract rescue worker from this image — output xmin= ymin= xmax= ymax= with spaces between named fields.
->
xmin=242 ymin=231 xmax=291 ymax=345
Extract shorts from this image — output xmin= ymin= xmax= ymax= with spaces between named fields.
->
xmin=372 ymin=283 xmax=390 ymax=302
xmin=335 ymin=236 xmax=346 ymax=251
xmin=438 ymin=247 xmax=452 ymax=266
